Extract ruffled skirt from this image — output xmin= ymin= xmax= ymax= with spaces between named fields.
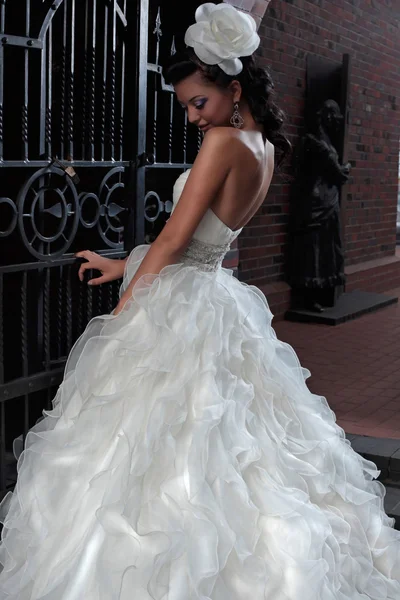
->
xmin=0 ymin=245 xmax=400 ymax=599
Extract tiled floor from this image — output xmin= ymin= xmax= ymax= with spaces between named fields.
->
xmin=273 ymin=288 xmax=400 ymax=439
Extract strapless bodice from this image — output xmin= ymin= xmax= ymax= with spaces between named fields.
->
xmin=171 ymin=169 xmax=242 ymax=271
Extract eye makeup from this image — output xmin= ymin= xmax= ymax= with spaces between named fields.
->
xmin=194 ymin=99 xmax=207 ymax=109
xmin=178 ymin=97 xmax=207 ymax=110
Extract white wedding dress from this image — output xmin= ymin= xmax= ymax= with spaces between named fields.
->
xmin=0 ymin=169 xmax=400 ymax=600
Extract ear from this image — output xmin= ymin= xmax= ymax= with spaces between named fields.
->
xmin=228 ymin=80 xmax=242 ymax=104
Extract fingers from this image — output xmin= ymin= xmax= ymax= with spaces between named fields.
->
xmin=74 ymin=250 xmax=95 ymax=258
xmin=75 ymin=250 xmax=110 ymax=285
xmin=78 ymin=262 xmax=91 ymax=281
xmin=87 ymin=275 xmax=110 ymax=286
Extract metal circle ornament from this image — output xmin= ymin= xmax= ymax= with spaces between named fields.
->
xmin=97 ymin=167 xmax=126 ymax=248
xmin=78 ymin=192 xmax=101 ymax=229
xmin=0 ymin=197 xmax=18 ymax=238
xmin=144 ymin=191 xmax=163 ymax=223
xmin=17 ymin=166 xmax=79 ymax=259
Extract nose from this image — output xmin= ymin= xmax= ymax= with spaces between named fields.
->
xmin=186 ymin=106 xmax=200 ymax=126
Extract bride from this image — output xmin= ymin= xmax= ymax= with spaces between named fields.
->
xmin=1 ymin=3 xmax=399 ymax=599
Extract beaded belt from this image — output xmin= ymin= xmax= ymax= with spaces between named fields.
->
xmin=180 ymin=238 xmax=231 ymax=272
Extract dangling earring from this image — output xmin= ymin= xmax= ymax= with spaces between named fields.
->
xmin=230 ymin=102 xmax=244 ymax=129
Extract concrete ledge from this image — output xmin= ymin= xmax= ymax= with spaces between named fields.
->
xmin=345 ymin=247 xmax=400 ymax=276
xmin=284 ymin=290 xmax=398 ymax=325
xmin=253 ymin=250 xmax=400 ymax=320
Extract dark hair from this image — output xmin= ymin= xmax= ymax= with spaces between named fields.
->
xmin=162 ymin=47 xmax=291 ymax=168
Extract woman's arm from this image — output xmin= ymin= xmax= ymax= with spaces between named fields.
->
xmin=113 ymin=128 xmax=235 ymax=315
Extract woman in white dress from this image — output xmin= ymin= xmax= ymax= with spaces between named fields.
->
xmin=0 ymin=3 xmax=400 ymax=599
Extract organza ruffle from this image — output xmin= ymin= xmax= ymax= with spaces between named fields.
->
xmin=0 ymin=244 xmax=400 ymax=599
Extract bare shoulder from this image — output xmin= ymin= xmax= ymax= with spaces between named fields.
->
xmin=201 ymin=126 xmax=238 ymax=147
xmin=199 ymin=128 xmax=274 ymax=171
xmin=195 ymin=127 xmax=242 ymax=169
xmin=201 ymin=127 xmax=254 ymax=158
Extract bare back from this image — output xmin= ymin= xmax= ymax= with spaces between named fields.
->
xmin=209 ymin=130 xmax=275 ymax=232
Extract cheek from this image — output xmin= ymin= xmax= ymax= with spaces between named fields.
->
xmin=207 ymin=98 xmax=232 ymax=123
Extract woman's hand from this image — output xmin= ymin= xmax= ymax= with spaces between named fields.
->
xmin=74 ymin=250 xmax=126 ymax=285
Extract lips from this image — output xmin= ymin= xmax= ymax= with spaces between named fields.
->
xmin=199 ymin=125 xmax=210 ymax=132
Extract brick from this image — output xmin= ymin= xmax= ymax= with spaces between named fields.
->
xmin=240 ymin=0 xmax=400 ymax=292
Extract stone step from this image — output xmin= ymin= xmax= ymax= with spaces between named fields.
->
xmin=346 ymin=434 xmax=400 ymax=483
xmin=346 ymin=433 xmax=400 ymax=529
xmin=383 ymin=486 xmax=400 ymax=530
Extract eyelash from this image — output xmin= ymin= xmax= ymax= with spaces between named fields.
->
xmin=181 ymin=101 xmax=206 ymax=111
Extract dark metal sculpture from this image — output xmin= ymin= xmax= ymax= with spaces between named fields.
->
xmin=288 ymin=99 xmax=351 ymax=312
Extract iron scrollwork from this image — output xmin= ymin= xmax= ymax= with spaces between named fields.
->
xmin=1 ymin=164 xmax=128 ymax=259
xmin=0 ymin=198 xmax=18 ymax=238
xmin=17 ymin=166 xmax=80 ymax=260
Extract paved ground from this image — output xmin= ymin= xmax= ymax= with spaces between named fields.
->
xmin=274 ymin=287 xmax=400 ymax=439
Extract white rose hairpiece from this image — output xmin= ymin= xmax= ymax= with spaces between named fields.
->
xmin=184 ymin=2 xmax=261 ymax=76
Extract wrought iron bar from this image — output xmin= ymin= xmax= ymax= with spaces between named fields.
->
xmin=87 ymin=281 xmax=93 ymax=322
xmin=183 ymin=111 xmax=187 ymax=165
xmin=45 ymin=22 xmax=53 ymax=159
xmin=57 ymin=265 xmax=63 ymax=359
xmin=119 ymin=31 xmax=125 ymax=162
xmin=0 ymin=1 xmax=5 ymax=35
xmin=88 ymin=0 xmax=97 ymax=160
xmin=77 ymin=278 xmax=84 ymax=336
xmin=43 ymin=267 xmax=51 ymax=370
xmin=152 ymin=88 xmax=158 ymax=162
xmin=109 ymin=3 xmax=116 ymax=160
xmin=135 ymin=0 xmax=149 ymax=247
xmin=46 ymin=387 xmax=52 ymax=412
xmin=89 ymin=0 xmax=97 ymax=161
xmin=0 ymin=19 xmax=3 ymax=161
xmin=25 ymin=0 xmax=30 ymax=37
xmin=66 ymin=265 xmax=72 ymax=351
xmin=21 ymin=272 xmax=28 ymax=379
xmin=168 ymin=92 xmax=173 ymax=164
xmin=151 ymin=7 xmax=162 ymax=163
xmin=0 ymin=274 xmax=3 ymax=385
xmin=81 ymin=1 xmax=89 ymax=160
xmin=39 ymin=28 xmax=47 ymax=158
xmin=21 ymin=271 xmax=29 ymax=440
xmin=101 ymin=3 xmax=109 ymax=161
xmin=154 ymin=7 xmax=161 ymax=65
xmin=96 ymin=284 xmax=102 ymax=316
xmin=22 ymin=84 xmax=28 ymax=161
xmin=60 ymin=3 xmax=67 ymax=158
xmin=0 ymin=251 xmax=125 ymax=275
xmin=0 ymin=34 xmax=42 ymax=48
xmin=120 ymin=0 xmax=128 ymax=152
xmin=107 ymin=282 xmax=114 ymax=314
xmin=36 ymin=260 xmax=45 ymax=379
xmin=0 ymin=160 xmax=130 ymax=168
xmin=0 ymin=401 xmax=5 ymax=490
xmin=0 ymin=369 xmax=65 ymax=404
xmin=169 ymin=36 xmax=176 ymax=164
xmin=67 ymin=0 xmax=75 ymax=160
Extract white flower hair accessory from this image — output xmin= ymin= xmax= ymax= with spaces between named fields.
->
xmin=184 ymin=2 xmax=261 ymax=76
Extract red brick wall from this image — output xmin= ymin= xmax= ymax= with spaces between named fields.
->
xmin=239 ymin=0 xmax=400 ymax=298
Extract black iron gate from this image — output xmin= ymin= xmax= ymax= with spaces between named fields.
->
xmin=0 ymin=0 xmax=201 ymax=499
